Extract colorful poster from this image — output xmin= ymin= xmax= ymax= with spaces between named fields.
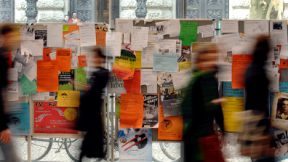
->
xmin=78 ymin=55 xmax=87 ymax=67
xmin=232 ymin=54 xmax=252 ymax=89
xmin=112 ymin=49 xmax=136 ymax=80
xmin=37 ymin=60 xmax=58 ymax=92
xmin=120 ymin=94 xmax=144 ymax=128
xmin=118 ymin=128 xmax=152 ymax=161
xmin=75 ymin=67 xmax=87 ymax=91
xmin=7 ymin=102 xmax=30 ymax=135
xmin=179 ymin=21 xmax=198 ymax=46
xmin=59 ymin=70 xmax=74 ymax=90
xmin=63 ymin=24 xmax=80 ymax=41
xmin=222 ymin=81 xmax=244 ymax=97
xmin=19 ymin=75 xmax=37 ymax=95
xmin=57 ymin=90 xmax=80 ymax=107
xmin=34 ymin=101 xmax=78 ymax=134
xmin=143 ymin=95 xmax=158 ymax=128
xmin=56 ymin=48 xmax=72 ymax=72
xmin=158 ymin=106 xmax=183 ymax=141
xmin=221 ymin=97 xmax=244 ymax=132
xmin=124 ymin=70 xmax=141 ymax=94
xmin=96 ymin=31 xmax=106 ymax=47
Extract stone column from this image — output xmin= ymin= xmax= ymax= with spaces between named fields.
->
xmin=135 ymin=0 xmax=147 ymax=18
xmin=25 ymin=0 xmax=38 ymax=23
xmin=0 ymin=0 xmax=14 ymax=22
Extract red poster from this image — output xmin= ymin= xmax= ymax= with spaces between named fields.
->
xmin=34 ymin=101 xmax=78 ymax=134
xmin=232 ymin=54 xmax=252 ymax=89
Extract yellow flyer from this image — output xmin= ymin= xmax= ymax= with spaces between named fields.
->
xmin=57 ymin=90 xmax=80 ymax=107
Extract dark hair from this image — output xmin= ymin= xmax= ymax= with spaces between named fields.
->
xmin=252 ymin=35 xmax=271 ymax=65
xmin=0 ymin=25 xmax=16 ymax=36
xmin=93 ymin=47 xmax=106 ymax=59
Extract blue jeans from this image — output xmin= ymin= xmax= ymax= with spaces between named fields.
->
xmin=0 ymin=140 xmax=21 ymax=162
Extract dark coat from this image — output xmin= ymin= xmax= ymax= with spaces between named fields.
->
xmin=76 ymin=67 xmax=109 ymax=158
xmin=0 ymin=47 xmax=9 ymax=132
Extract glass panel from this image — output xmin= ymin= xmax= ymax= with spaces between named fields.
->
xmin=119 ymin=0 xmax=177 ymax=19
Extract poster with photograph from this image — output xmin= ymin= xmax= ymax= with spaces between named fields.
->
xmin=7 ymin=102 xmax=30 ymax=135
xmin=59 ymin=70 xmax=75 ymax=90
xmin=143 ymin=95 xmax=158 ymax=128
xmin=34 ymin=101 xmax=78 ymax=134
xmin=274 ymin=129 xmax=288 ymax=161
xmin=272 ymin=93 xmax=288 ymax=130
xmin=35 ymin=30 xmax=47 ymax=46
xmin=157 ymin=72 xmax=182 ymax=117
xmin=118 ymin=128 xmax=152 ymax=161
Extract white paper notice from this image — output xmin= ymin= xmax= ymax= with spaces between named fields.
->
xmin=32 ymin=92 xmax=51 ymax=101
xmin=270 ymin=21 xmax=288 ymax=45
xmin=23 ymin=61 xmax=37 ymax=81
xmin=47 ymin=24 xmax=63 ymax=47
xmin=155 ymin=20 xmax=180 ymax=37
xmin=115 ymin=19 xmax=133 ymax=44
xmin=106 ymin=32 xmax=122 ymax=56
xmin=141 ymin=69 xmax=157 ymax=94
xmin=7 ymin=82 xmax=19 ymax=101
xmin=79 ymin=24 xmax=96 ymax=46
xmin=244 ymin=21 xmax=269 ymax=35
xmin=221 ymin=20 xmax=239 ymax=33
xmin=20 ymin=26 xmax=35 ymax=40
xmin=142 ymin=44 xmax=157 ymax=68
xmin=198 ymin=24 xmax=214 ymax=38
xmin=172 ymin=70 xmax=191 ymax=90
xmin=131 ymin=27 xmax=149 ymax=51
xmin=21 ymin=40 xmax=43 ymax=56
xmin=156 ymin=39 xmax=182 ymax=56
xmin=8 ymin=68 xmax=18 ymax=81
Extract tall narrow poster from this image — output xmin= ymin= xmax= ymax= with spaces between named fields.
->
xmin=118 ymin=128 xmax=152 ymax=161
xmin=143 ymin=95 xmax=158 ymax=128
xmin=59 ymin=70 xmax=74 ymax=90
xmin=7 ymin=102 xmax=30 ymax=135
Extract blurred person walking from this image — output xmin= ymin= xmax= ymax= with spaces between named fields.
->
xmin=241 ymin=36 xmax=275 ymax=162
xmin=76 ymin=47 xmax=109 ymax=162
xmin=181 ymin=44 xmax=225 ymax=162
xmin=0 ymin=25 xmax=21 ymax=162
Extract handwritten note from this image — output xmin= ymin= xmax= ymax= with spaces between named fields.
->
xmin=244 ymin=20 xmax=269 ymax=35
xmin=79 ymin=24 xmax=96 ymax=46
xmin=221 ymin=20 xmax=239 ymax=33
xmin=131 ymin=27 xmax=149 ymax=51
xmin=47 ymin=24 xmax=63 ymax=47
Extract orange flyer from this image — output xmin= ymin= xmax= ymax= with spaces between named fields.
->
xmin=96 ymin=31 xmax=106 ymax=47
xmin=37 ymin=60 xmax=59 ymax=92
xmin=232 ymin=54 xmax=252 ymax=89
xmin=124 ymin=70 xmax=141 ymax=94
xmin=120 ymin=94 xmax=144 ymax=128
xmin=280 ymin=59 xmax=288 ymax=69
xmin=63 ymin=24 xmax=79 ymax=40
xmin=78 ymin=55 xmax=87 ymax=67
xmin=158 ymin=106 xmax=183 ymax=141
xmin=56 ymin=48 xmax=72 ymax=72
xmin=43 ymin=48 xmax=51 ymax=61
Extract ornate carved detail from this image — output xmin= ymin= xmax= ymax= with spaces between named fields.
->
xmin=0 ymin=0 xmax=11 ymax=8
xmin=187 ymin=0 xmax=200 ymax=6
xmin=207 ymin=0 xmax=220 ymax=6
xmin=77 ymin=10 xmax=92 ymax=22
xmin=207 ymin=9 xmax=222 ymax=18
xmin=76 ymin=0 xmax=92 ymax=9
xmin=0 ymin=11 xmax=11 ymax=22
xmin=186 ymin=9 xmax=200 ymax=18
xmin=25 ymin=0 xmax=38 ymax=23
xmin=135 ymin=0 xmax=147 ymax=18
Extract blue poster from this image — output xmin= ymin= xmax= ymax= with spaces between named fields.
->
xmin=280 ymin=82 xmax=288 ymax=93
xmin=222 ymin=82 xmax=244 ymax=97
xmin=153 ymin=54 xmax=178 ymax=72
xmin=7 ymin=102 xmax=30 ymax=135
